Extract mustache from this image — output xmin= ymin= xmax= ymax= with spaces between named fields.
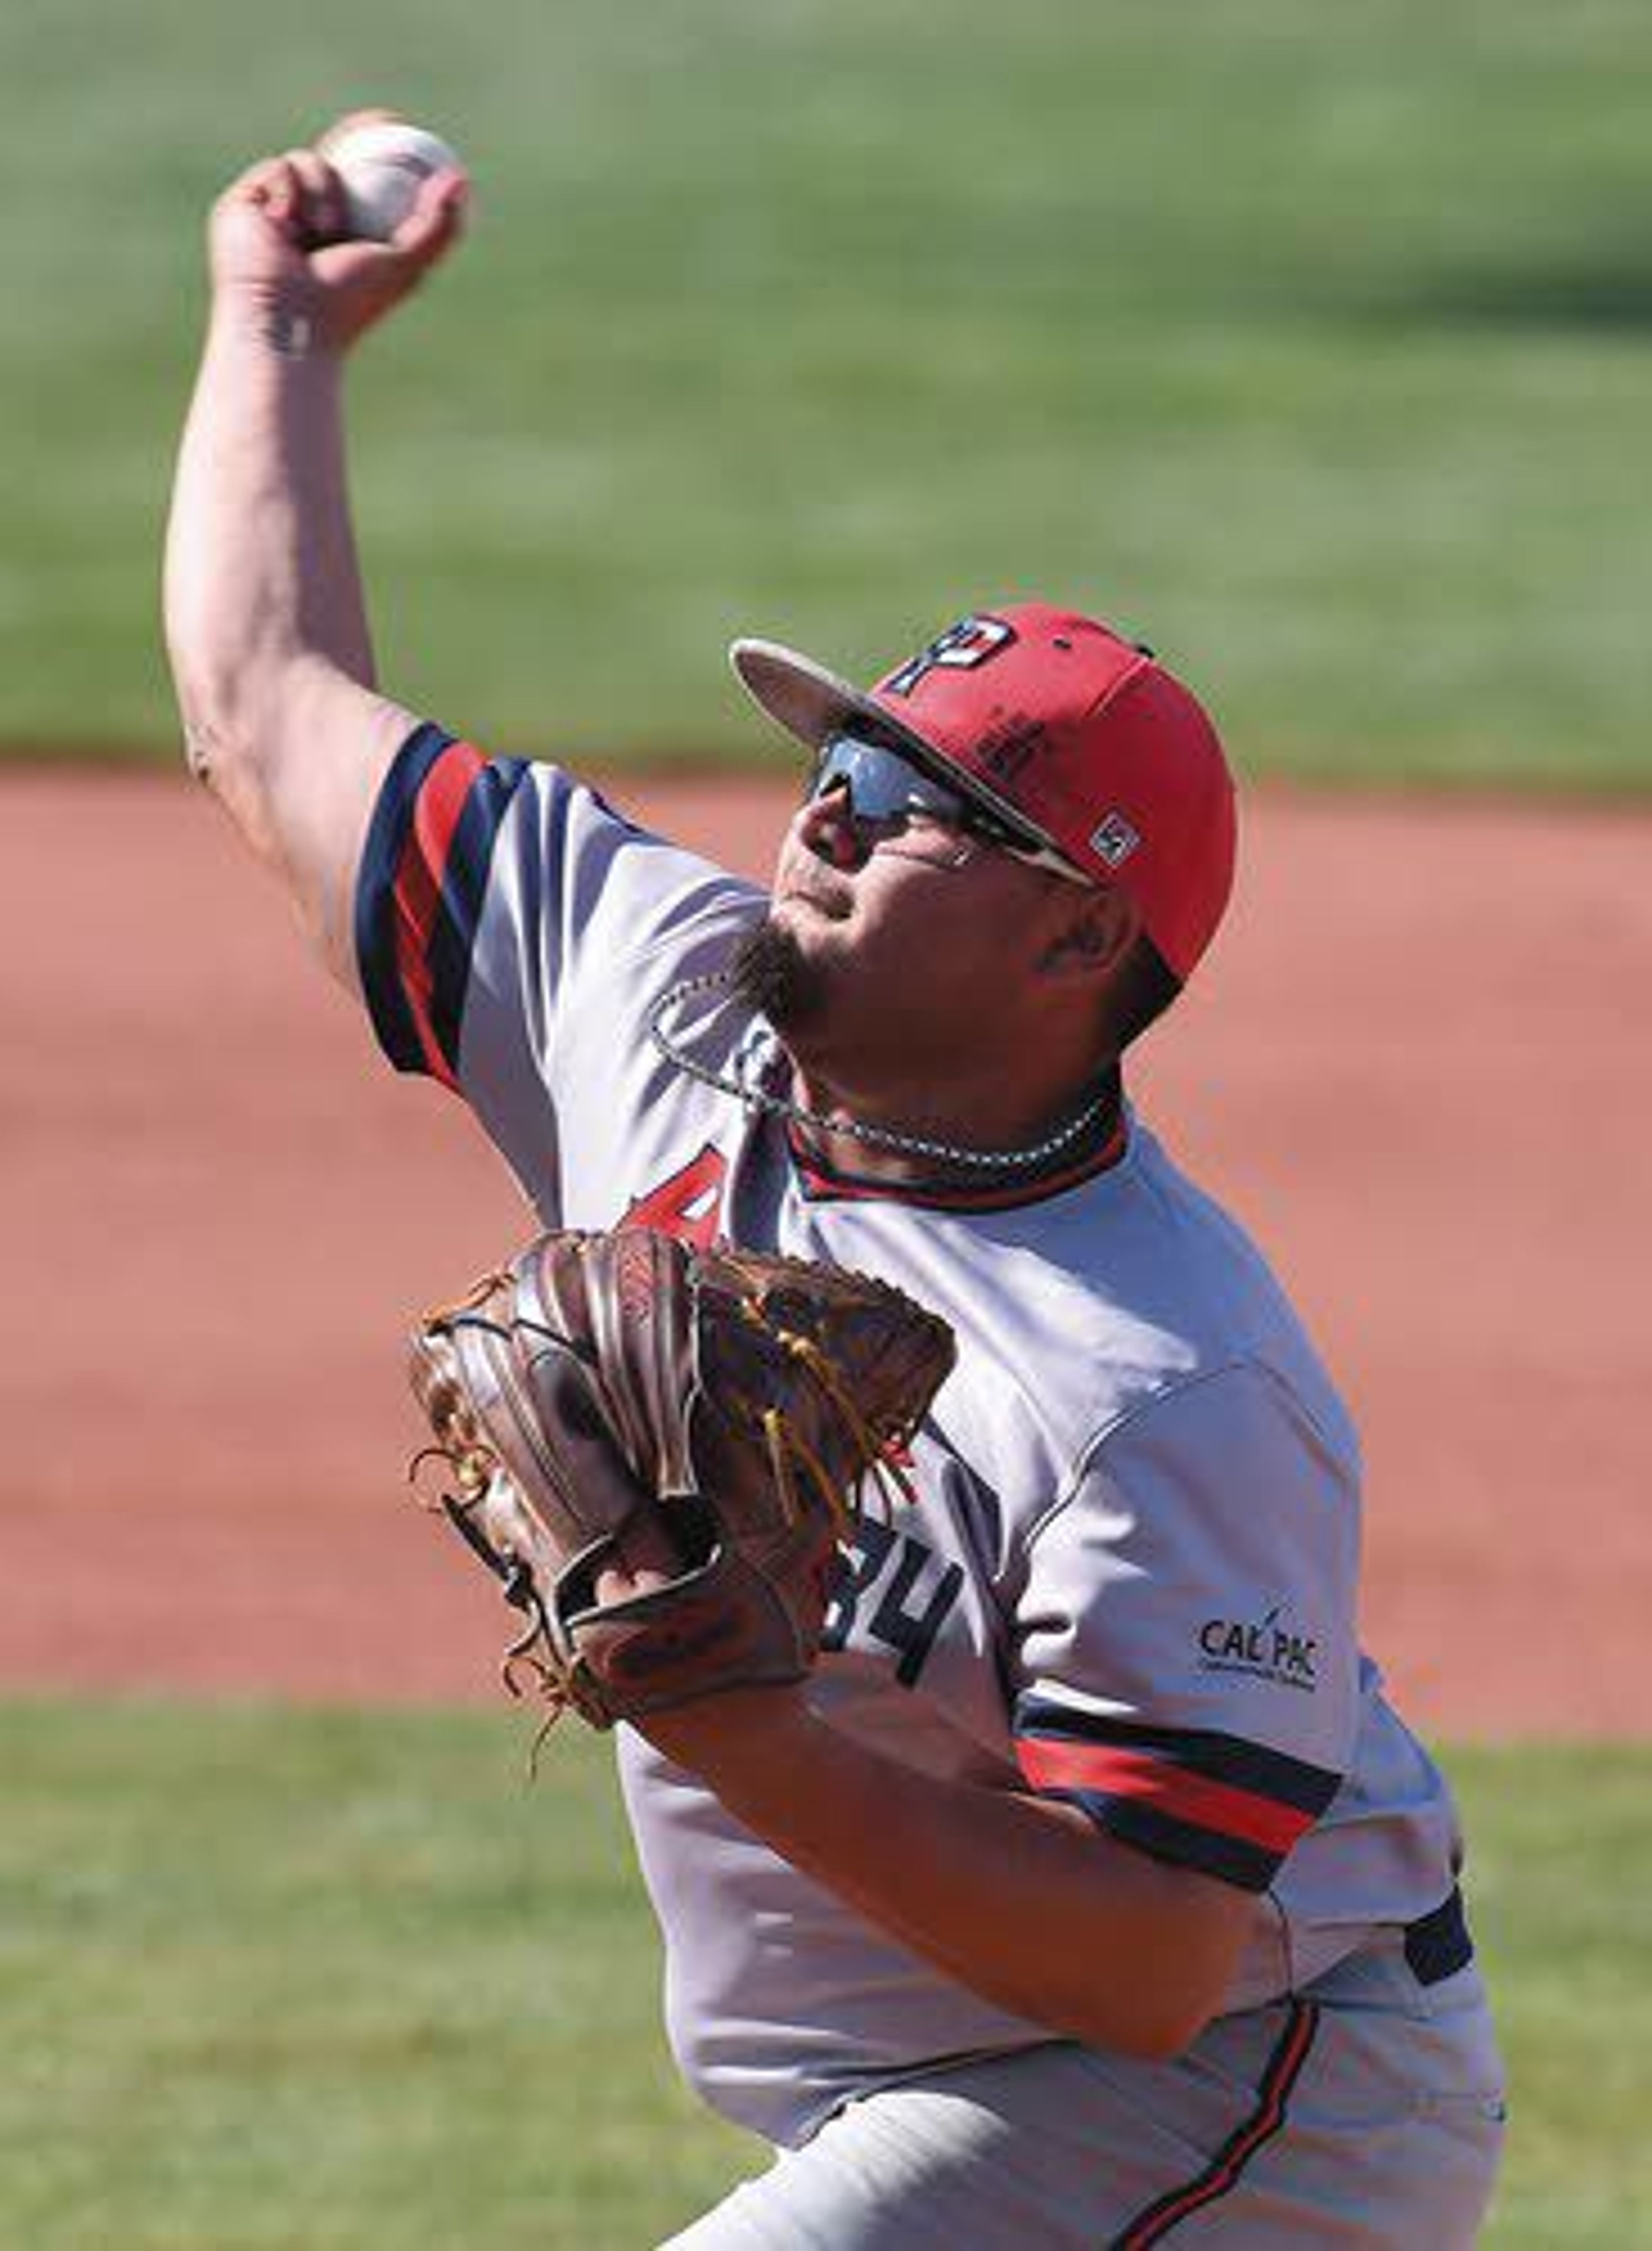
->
xmin=777 ymin=869 xmax=851 ymax=917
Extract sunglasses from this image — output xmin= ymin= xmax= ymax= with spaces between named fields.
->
xmin=807 ymin=733 xmax=1088 ymax=883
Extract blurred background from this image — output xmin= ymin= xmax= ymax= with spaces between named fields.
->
xmin=5 ymin=0 xmax=1652 ymax=779
xmin=2 ymin=2 xmax=1648 ymax=2243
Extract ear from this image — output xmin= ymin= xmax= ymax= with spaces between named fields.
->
xmin=1035 ymin=884 xmax=1140 ymax=986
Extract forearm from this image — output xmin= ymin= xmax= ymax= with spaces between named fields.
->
xmin=164 ymin=303 xmax=373 ymax=793
xmin=642 ymin=1691 xmax=1248 ymax=2059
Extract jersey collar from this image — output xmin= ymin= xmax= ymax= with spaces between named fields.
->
xmin=786 ymin=1070 xmax=1129 ymax=1213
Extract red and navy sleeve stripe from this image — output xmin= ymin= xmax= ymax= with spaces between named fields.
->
xmin=1015 ymin=1696 xmax=1341 ymax=1892
xmin=355 ymin=723 xmax=528 ymax=1089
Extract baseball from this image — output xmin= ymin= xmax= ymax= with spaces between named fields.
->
xmin=317 ymin=117 xmax=463 ymax=242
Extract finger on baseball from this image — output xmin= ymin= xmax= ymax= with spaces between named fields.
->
xmin=274 ymin=147 xmax=350 ymax=244
xmin=392 ymin=169 xmax=471 ymax=261
xmin=218 ymin=146 xmax=348 ymax=247
xmin=219 ymin=155 xmax=303 ymax=233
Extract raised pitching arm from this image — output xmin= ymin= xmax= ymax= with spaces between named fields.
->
xmin=163 ymin=125 xmax=468 ymax=983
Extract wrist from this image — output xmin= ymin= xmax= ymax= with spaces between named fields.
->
xmin=208 ymin=282 xmax=348 ymax=369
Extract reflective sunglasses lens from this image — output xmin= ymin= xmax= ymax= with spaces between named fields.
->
xmin=809 ymin=731 xmax=1080 ymax=877
xmin=812 ymin=733 xmax=964 ymax=824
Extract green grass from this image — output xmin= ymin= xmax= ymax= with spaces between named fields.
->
xmin=3 ymin=1 xmax=1652 ymax=785
xmin=0 ymin=1703 xmax=1646 ymax=2246
xmin=0 ymin=1699 xmax=755 ymax=2248
xmin=1457 ymin=1745 xmax=1652 ymax=2246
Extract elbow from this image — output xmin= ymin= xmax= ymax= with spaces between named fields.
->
xmin=1108 ymin=1992 xmax=1218 ymax=2063
xmin=165 ymin=613 xmax=317 ymax=799
xmin=1035 ymin=1900 xmax=1242 ymax=2060
xmin=176 ymin=701 xmax=271 ymax=836
xmin=1059 ymin=1850 xmax=1252 ymax=2060
xmin=167 ymin=641 xmax=254 ymax=795
xmin=1057 ymin=1983 xmax=1218 ymax=2063
xmin=168 ymin=670 xmax=291 ymax=876
xmin=168 ymin=648 xmax=317 ymax=819
xmin=177 ymin=704 xmax=235 ymax=795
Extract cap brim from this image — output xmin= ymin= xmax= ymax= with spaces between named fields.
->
xmin=729 ymin=635 xmax=1009 ymax=802
xmin=730 ymin=638 xmax=899 ymax=753
xmin=729 ymin=635 xmax=1069 ymax=861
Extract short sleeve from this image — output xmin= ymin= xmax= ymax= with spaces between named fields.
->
xmin=354 ymin=724 xmax=528 ymax=1090
xmin=1011 ymin=1363 xmax=1359 ymax=1892
xmin=352 ymin=723 xmax=762 ymax=1192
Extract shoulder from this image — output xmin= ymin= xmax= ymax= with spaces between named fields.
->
xmin=854 ymin=1119 xmax=1357 ymax=1520
xmin=353 ymin=723 xmax=766 ymax=1100
xmin=361 ymin=728 xmax=760 ymax=923
xmin=357 ymin=726 xmax=765 ymax=992
xmin=1067 ymin=1122 xmax=1350 ymax=1436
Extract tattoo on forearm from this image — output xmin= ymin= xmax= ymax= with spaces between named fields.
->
xmin=263 ymin=307 xmax=314 ymax=359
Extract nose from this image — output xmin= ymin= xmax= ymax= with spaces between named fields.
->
xmin=794 ymin=783 xmax=872 ymax=871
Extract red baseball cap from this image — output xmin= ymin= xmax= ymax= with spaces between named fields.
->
xmin=730 ymin=602 xmax=1237 ymax=981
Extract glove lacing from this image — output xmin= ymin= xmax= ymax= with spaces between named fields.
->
xmin=759 ymin=1323 xmax=921 ymax=1533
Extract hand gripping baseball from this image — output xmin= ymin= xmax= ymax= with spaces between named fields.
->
xmin=208 ymin=111 xmax=468 ymax=357
xmin=407 ymin=1229 xmax=956 ymax=1732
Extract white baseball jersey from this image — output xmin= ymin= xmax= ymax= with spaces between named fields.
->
xmin=356 ymin=727 xmax=1467 ymax=2149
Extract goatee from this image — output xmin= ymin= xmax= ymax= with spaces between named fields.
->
xmin=730 ymin=916 xmax=826 ymax=1034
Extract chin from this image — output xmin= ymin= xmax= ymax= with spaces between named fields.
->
xmin=730 ymin=916 xmax=829 ymax=1034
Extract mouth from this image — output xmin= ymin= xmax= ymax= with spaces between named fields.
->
xmin=776 ymin=880 xmax=851 ymax=923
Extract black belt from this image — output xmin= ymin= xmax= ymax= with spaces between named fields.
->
xmin=1403 ymin=1885 xmax=1474 ymax=1986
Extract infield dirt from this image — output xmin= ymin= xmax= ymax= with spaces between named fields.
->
xmin=3 ymin=770 xmax=1645 ymax=1736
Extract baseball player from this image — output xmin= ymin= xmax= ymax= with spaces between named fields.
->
xmin=164 ymin=136 xmax=1507 ymax=2245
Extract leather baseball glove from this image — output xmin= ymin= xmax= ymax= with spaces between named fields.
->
xmin=407 ymin=1227 xmax=955 ymax=1730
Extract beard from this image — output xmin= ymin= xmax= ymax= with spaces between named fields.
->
xmin=729 ymin=915 xmax=828 ymax=1036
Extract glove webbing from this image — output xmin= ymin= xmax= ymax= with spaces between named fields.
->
xmin=758 ymin=1322 xmax=921 ymax=1535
